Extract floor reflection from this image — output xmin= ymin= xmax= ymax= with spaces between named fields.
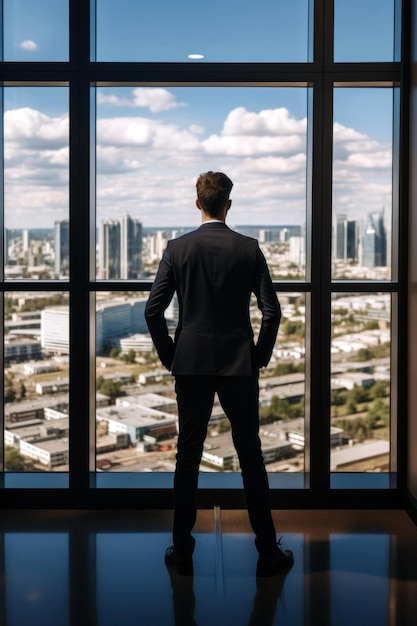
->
xmin=1 ymin=511 xmax=417 ymax=625
xmin=3 ymin=533 xmax=70 ymax=626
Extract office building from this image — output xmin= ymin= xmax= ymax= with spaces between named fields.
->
xmin=334 ymin=214 xmax=358 ymax=261
xmin=54 ymin=220 xmax=69 ymax=277
xmin=42 ymin=299 xmax=147 ymax=355
xmin=41 ymin=306 xmax=70 ymax=355
xmin=96 ymin=298 xmax=147 ymax=354
xmin=98 ymin=214 xmax=142 ymax=279
xmin=288 ymin=235 xmax=305 ymax=266
xmin=361 ymin=210 xmax=387 ymax=268
xmin=22 ymin=229 xmax=29 ymax=253
xmin=148 ymin=230 xmax=167 ymax=262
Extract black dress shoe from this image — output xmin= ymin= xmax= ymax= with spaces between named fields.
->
xmin=165 ymin=546 xmax=194 ymax=576
xmin=255 ymin=538 xmax=294 ymax=577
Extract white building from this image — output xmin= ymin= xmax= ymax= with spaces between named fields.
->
xmin=35 ymin=378 xmax=69 ymax=395
xmin=119 ymin=334 xmax=153 ymax=353
xmin=41 ymin=298 xmax=148 ymax=355
xmin=148 ymin=230 xmax=168 ymax=262
xmin=96 ymin=401 xmax=176 ymax=444
xmin=41 ymin=307 xmax=70 ymax=354
xmin=19 ymin=438 xmax=69 ymax=467
xmin=288 ymin=236 xmax=305 ymax=266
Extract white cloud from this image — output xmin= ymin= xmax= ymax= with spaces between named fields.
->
xmin=4 ymin=108 xmax=68 ymax=147
xmin=223 ymin=106 xmax=307 ymax=137
xmin=2 ymin=99 xmax=393 ymax=229
xmin=189 ymin=124 xmax=204 ymax=135
xmin=97 ymin=88 xmax=186 ymax=112
xmin=20 ymin=40 xmax=38 ymax=51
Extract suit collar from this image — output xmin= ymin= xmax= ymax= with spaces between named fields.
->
xmin=199 ymin=221 xmax=228 ymax=229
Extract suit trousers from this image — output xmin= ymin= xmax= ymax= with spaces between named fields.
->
xmin=173 ymin=373 xmax=277 ymax=554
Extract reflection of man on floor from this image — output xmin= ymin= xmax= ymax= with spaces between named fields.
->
xmin=145 ymin=171 xmax=293 ymax=576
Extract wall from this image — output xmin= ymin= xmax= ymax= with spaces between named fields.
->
xmin=408 ymin=0 xmax=417 ymax=501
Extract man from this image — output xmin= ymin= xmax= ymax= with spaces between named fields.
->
xmin=145 ymin=171 xmax=293 ymax=576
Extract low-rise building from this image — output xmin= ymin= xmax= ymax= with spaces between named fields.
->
xmin=330 ymin=440 xmax=390 ymax=470
xmin=35 ymin=378 xmax=69 ymax=395
xmin=201 ymin=429 xmax=296 ymax=470
xmin=19 ymin=438 xmax=69 ymax=467
xmin=138 ymin=370 xmax=173 ymax=385
xmin=96 ymin=402 xmax=176 ymax=445
xmin=5 ymin=337 xmax=41 ymax=364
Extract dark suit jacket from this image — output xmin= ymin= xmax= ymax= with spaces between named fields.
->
xmin=145 ymin=222 xmax=281 ymax=376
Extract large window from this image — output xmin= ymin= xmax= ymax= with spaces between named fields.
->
xmin=95 ymin=0 xmax=311 ymax=62
xmin=0 ymin=0 xmax=406 ymax=502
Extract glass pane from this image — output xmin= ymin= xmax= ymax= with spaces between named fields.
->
xmin=4 ymin=87 xmax=69 ymax=280
xmin=330 ymin=293 xmax=390 ymax=473
xmin=4 ymin=291 xmax=69 ymax=472
xmin=332 ymin=89 xmax=392 ymax=280
xmin=3 ymin=0 xmax=69 ymax=61
xmin=334 ymin=0 xmax=395 ymax=62
xmin=5 ymin=533 xmax=69 ymax=626
xmin=95 ymin=86 xmax=308 ymax=280
xmin=95 ymin=0 xmax=310 ymax=62
xmin=95 ymin=291 xmax=305 ymax=474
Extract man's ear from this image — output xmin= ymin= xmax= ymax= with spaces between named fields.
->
xmin=226 ymin=199 xmax=232 ymax=212
xmin=196 ymin=199 xmax=202 ymax=211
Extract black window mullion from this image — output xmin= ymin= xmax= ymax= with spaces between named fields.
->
xmin=308 ymin=75 xmax=333 ymax=490
xmin=70 ymin=0 xmax=91 ymax=67
xmin=69 ymin=0 xmax=92 ymax=493
xmin=308 ymin=0 xmax=334 ymax=489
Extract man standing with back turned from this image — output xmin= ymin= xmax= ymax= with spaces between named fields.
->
xmin=145 ymin=171 xmax=293 ymax=576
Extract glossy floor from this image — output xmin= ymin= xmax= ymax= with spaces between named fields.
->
xmin=1 ymin=509 xmax=417 ymax=625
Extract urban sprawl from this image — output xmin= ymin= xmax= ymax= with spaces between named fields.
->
xmin=4 ymin=210 xmax=391 ymax=474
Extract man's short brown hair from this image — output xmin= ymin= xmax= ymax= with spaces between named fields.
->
xmin=196 ymin=171 xmax=233 ymax=217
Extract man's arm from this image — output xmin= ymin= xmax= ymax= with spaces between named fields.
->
xmin=145 ymin=244 xmax=176 ymax=370
xmin=252 ymin=243 xmax=281 ymax=368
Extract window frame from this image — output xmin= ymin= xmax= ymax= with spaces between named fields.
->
xmin=0 ymin=0 xmax=408 ymax=508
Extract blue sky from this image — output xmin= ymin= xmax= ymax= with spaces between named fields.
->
xmin=3 ymin=0 xmax=395 ymax=63
xmin=1 ymin=1 xmax=396 ymax=229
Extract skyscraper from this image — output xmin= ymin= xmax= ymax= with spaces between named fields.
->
xmin=334 ymin=215 xmax=358 ymax=261
xmin=99 ymin=214 xmax=142 ymax=279
xmin=361 ymin=210 xmax=387 ymax=268
xmin=54 ymin=220 xmax=70 ymax=277
xmin=22 ymin=229 xmax=30 ymax=253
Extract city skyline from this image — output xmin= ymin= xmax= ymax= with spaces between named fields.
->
xmin=4 ymin=209 xmax=391 ymax=282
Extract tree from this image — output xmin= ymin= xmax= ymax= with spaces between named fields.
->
xmin=96 ymin=377 xmax=122 ymax=399
xmin=280 ymin=319 xmax=305 ymax=338
xmin=217 ymin=420 xmax=231 ymax=433
xmin=5 ymin=446 xmax=26 ymax=470
xmin=346 ymin=399 xmax=357 ymax=414
xmin=109 ymin=347 xmax=121 ymax=358
xmin=331 ymin=390 xmax=346 ymax=407
xmin=5 ymin=374 xmax=16 ymax=403
xmin=367 ymin=399 xmax=390 ymax=428
xmin=347 ymin=386 xmax=370 ymax=404
xmin=370 ymin=380 xmax=389 ymax=399
xmin=357 ymin=348 xmax=373 ymax=361
xmin=273 ymin=362 xmax=304 ymax=376
xmin=121 ymin=349 xmax=136 ymax=364
xmin=19 ymin=382 xmax=27 ymax=400
xmin=363 ymin=321 xmax=379 ymax=330
xmin=259 ymin=396 xmax=299 ymax=421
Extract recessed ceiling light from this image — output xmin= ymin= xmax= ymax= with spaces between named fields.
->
xmin=188 ymin=53 xmax=204 ymax=59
